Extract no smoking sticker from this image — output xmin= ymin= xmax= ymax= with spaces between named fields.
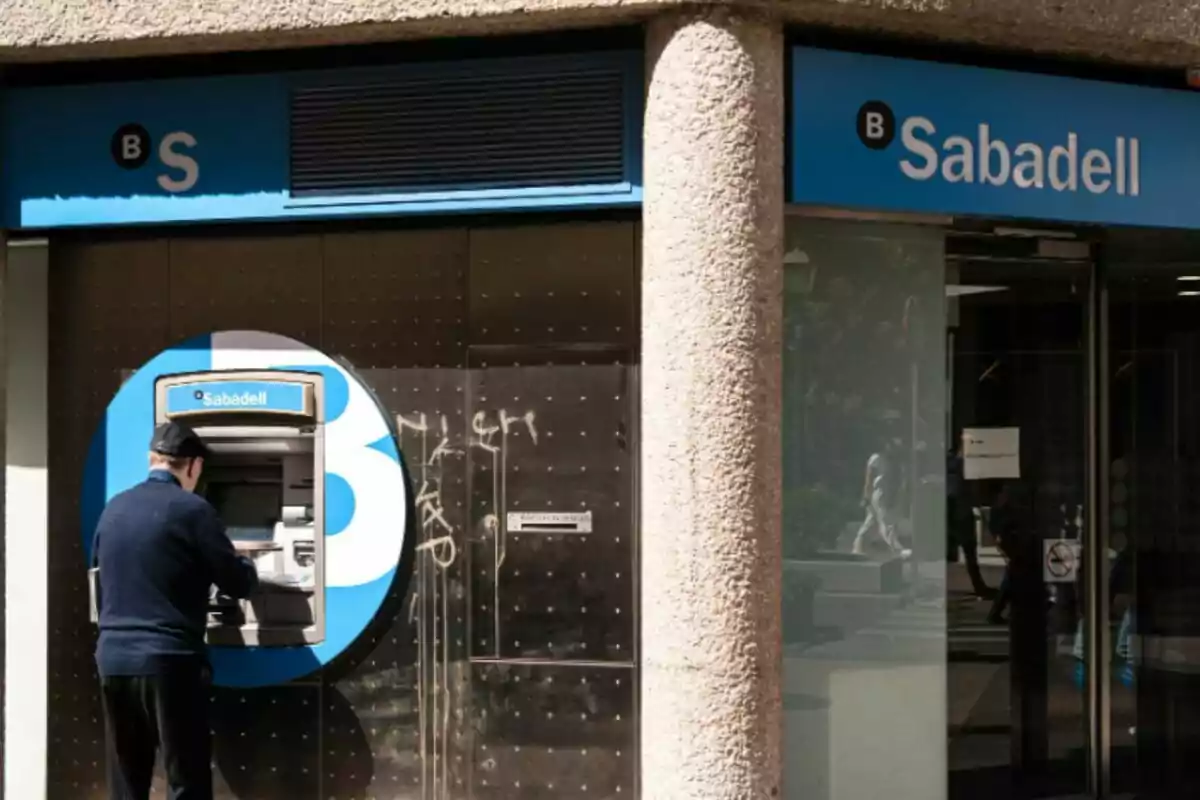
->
xmin=1043 ymin=539 xmax=1081 ymax=583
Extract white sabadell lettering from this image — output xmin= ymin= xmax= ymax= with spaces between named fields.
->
xmin=979 ymin=124 xmax=1010 ymax=187
xmin=1116 ymin=136 xmax=1126 ymax=195
xmin=1130 ymin=137 xmax=1140 ymax=197
xmin=1047 ymin=133 xmax=1077 ymax=192
xmin=1013 ymin=143 xmax=1044 ymax=189
xmin=898 ymin=118 xmax=1139 ymax=197
xmin=200 ymin=390 xmax=268 ymax=408
xmin=899 ymin=117 xmax=937 ymax=180
xmin=1082 ymin=148 xmax=1112 ymax=194
xmin=941 ymin=135 xmax=974 ymax=183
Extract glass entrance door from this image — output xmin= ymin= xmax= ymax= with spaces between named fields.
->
xmin=946 ymin=232 xmax=1092 ymax=800
xmin=782 ymin=213 xmax=1200 ymax=800
xmin=1106 ymin=229 xmax=1200 ymax=799
xmin=947 ymin=225 xmax=1200 ymax=799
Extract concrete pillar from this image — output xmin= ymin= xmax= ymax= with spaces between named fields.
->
xmin=642 ymin=11 xmax=784 ymax=800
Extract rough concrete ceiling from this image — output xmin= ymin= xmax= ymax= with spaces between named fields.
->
xmin=0 ymin=0 xmax=1199 ymax=69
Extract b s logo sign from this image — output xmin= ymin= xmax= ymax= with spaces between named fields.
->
xmin=110 ymin=122 xmax=200 ymax=194
xmin=856 ymin=101 xmax=896 ymax=150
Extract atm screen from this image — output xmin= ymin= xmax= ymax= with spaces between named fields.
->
xmin=207 ymin=481 xmax=281 ymax=541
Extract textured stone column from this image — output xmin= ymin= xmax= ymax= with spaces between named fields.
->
xmin=642 ymin=11 xmax=784 ymax=800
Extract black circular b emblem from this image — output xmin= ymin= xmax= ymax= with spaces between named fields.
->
xmin=193 ymin=390 xmax=205 ymax=401
xmin=856 ymin=101 xmax=896 ymax=150
xmin=111 ymin=124 xmax=151 ymax=170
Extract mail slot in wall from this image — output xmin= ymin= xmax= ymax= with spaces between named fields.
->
xmin=506 ymin=511 xmax=593 ymax=534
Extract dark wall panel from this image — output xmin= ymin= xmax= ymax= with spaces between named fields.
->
xmin=323 ymin=230 xmax=468 ymax=369
xmin=47 ymin=239 xmax=172 ymax=798
xmin=45 ymin=221 xmax=638 ymax=800
xmin=168 ymin=236 xmax=324 ymax=344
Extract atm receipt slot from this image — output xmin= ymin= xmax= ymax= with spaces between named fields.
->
xmin=155 ymin=370 xmax=327 ymax=647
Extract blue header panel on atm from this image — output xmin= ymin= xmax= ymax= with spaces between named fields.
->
xmin=790 ymin=47 xmax=1200 ymax=229
xmin=1 ymin=52 xmax=642 ymax=229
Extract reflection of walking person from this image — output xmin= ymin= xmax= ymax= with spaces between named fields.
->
xmin=852 ymin=444 xmax=908 ymax=557
xmin=987 ymin=483 xmax=1018 ymax=624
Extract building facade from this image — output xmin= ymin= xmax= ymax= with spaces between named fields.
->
xmin=3 ymin=2 xmax=1200 ymax=799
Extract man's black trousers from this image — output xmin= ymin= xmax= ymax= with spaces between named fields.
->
xmin=100 ymin=665 xmax=213 ymax=800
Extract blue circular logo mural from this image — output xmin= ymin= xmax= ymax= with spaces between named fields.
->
xmin=82 ymin=330 xmax=414 ymax=687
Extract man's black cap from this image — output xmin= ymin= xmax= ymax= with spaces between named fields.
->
xmin=150 ymin=421 xmax=209 ymax=460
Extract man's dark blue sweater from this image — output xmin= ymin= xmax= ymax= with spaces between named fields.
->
xmin=93 ymin=470 xmax=259 ymax=676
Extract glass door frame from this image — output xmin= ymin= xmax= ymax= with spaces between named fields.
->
xmin=1087 ymin=254 xmax=1112 ymax=798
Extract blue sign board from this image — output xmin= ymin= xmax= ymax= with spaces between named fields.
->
xmin=4 ymin=74 xmax=289 ymax=229
xmin=166 ymin=379 xmax=310 ymax=416
xmin=1 ymin=53 xmax=641 ymax=229
xmin=791 ymin=47 xmax=1200 ymax=229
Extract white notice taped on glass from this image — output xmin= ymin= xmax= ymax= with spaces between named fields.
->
xmin=963 ymin=427 xmax=1020 ymax=480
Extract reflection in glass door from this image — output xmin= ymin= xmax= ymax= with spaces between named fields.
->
xmin=780 ymin=217 xmax=1200 ymax=799
xmin=946 ymin=232 xmax=1092 ymax=800
xmin=1107 ymin=229 xmax=1200 ymax=798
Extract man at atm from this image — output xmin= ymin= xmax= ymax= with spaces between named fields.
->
xmin=92 ymin=420 xmax=259 ymax=800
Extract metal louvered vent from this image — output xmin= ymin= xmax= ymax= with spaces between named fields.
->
xmin=290 ymin=59 xmax=629 ymax=197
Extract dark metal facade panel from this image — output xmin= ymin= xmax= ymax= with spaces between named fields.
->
xmin=342 ymin=367 xmax=471 ymax=799
xmin=322 ymin=230 xmax=469 ymax=370
xmin=46 ymin=221 xmax=638 ymax=800
xmin=47 ymin=240 xmax=173 ymax=800
xmin=471 ymin=662 xmax=636 ymax=800
xmin=468 ymin=366 xmax=634 ymax=663
xmin=167 ymin=236 xmax=324 ymax=345
xmin=468 ymin=223 xmax=637 ymax=351
xmin=290 ymin=62 xmax=628 ymax=197
xmin=209 ymin=686 xmax=323 ymax=800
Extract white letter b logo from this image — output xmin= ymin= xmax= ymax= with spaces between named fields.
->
xmin=856 ymin=101 xmax=895 ymax=150
xmin=122 ymin=135 xmax=142 ymax=161
xmin=111 ymin=123 xmax=151 ymax=170
xmin=865 ymin=112 xmax=885 ymax=141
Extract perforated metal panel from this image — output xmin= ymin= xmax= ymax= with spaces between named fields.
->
xmin=469 ymin=223 xmax=636 ymax=350
xmin=291 ymin=60 xmax=629 ymax=197
xmin=168 ymin=236 xmax=323 ymax=344
xmin=472 ymin=663 xmax=635 ymax=799
xmin=387 ymin=367 xmax=472 ymax=800
xmin=323 ymin=230 xmax=468 ymax=369
xmin=468 ymin=366 xmax=634 ymax=662
xmin=211 ymin=687 xmax=322 ymax=798
xmin=47 ymin=240 xmax=173 ymax=799
xmin=45 ymin=221 xmax=638 ymax=800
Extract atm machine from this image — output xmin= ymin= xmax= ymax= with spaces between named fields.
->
xmin=155 ymin=370 xmax=326 ymax=647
